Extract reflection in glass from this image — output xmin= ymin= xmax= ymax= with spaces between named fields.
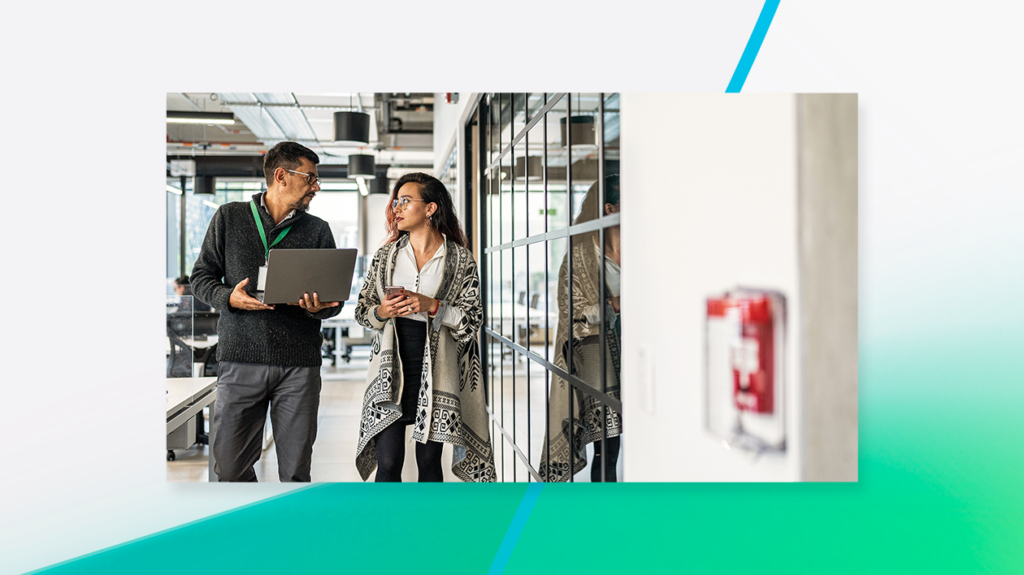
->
xmin=569 ymin=93 xmax=602 ymax=223
xmin=489 ymin=94 xmax=500 ymax=166
xmin=488 ymin=170 xmax=499 ymax=247
xmin=440 ymin=146 xmax=457 ymax=194
xmin=488 ymin=333 xmax=500 ymax=408
xmin=539 ymin=175 xmax=622 ymax=482
xmin=500 ymin=151 xmax=512 ymax=246
xmin=602 ymin=95 xmax=623 ymax=482
xmin=512 ymin=143 xmax=527 ymax=240
xmin=526 ymin=93 xmax=545 ymax=121
xmin=167 ymin=295 xmax=194 ymax=378
xmin=599 ymin=174 xmax=622 ymax=482
xmin=512 ymin=244 xmax=528 ymax=358
xmin=529 ymin=362 xmax=550 ymax=475
xmin=499 ymin=93 xmax=513 ymax=152
xmin=491 ymin=250 xmax=499 ymax=331
xmin=500 ymin=249 xmax=514 ymax=341
xmin=525 ymin=118 xmax=547 ymax=237
xmin=603 ymin=93 xmax=620 ymax=187
xmin=501 ymin=340 xmax=515 ymax=481
xmin=546 ymin=95 xmax=568 ymax=232
xmin=527 ymin=240 xmax=550 ymax=359
xmin=512 ymin=93 xmax=527 ymax=144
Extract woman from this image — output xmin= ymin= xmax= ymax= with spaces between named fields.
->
xmin=539 ymin=175 xmax=622 ymax=482
xmin=353 ymin=172 xmax=495 ymax=482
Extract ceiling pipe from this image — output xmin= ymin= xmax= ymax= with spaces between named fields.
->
xmin=251 ymin=94 xmax=288 ymax=139
xmin=179 ymin=93 xmax=206 ymax=112
xmin=216 ymin=101 xmax=375 ymax=110
xmin=291 ymin=92 xmax=319 ymax=138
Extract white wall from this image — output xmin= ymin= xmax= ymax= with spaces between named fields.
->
xmin=621 ymin=94 xmax=804 ymax=481
xmin=308 ymin=192 xmax=359 ymax=250
xmin=365 ymin=194 xmax=391 ymax=251
xmin=433 ymin=93 xmax=479 ymax=223
xmin=433 ymin=93 xmax=471 ymax=174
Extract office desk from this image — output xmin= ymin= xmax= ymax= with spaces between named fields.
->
xmin=182 ymin=335 xmax=218 ymax=349
xmin=166 ymin=376 xmax=218 ymax=481
xmin=322 ymin=302 xmax=371 ymax=364
xmin=490 ymin=303 xmax=556 ymax=342
xmin=164 ymin=335 xmax=218 ymax=354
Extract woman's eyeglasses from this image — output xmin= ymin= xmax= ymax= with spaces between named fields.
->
xmin=392 ymin=197 xmax=428 ymax=210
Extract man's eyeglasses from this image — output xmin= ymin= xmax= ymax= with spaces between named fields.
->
xmin=285 ymin=169 xmax=321 ymax=187
xmin=392 ymin=197 xmax=428 ymax=210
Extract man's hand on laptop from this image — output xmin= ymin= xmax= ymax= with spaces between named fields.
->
xmin=294 ymin=292 xmax=340 ymax=313
xmin=229 ymin=278 xmax=275 ymax=311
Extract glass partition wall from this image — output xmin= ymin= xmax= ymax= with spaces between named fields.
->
xmin=471 ymin=93 xmax=621 ymax=482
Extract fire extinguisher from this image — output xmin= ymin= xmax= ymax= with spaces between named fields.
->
xmin=705 ymin=289 xmax=786 ymax=452
xmin=730 ymin=296 xmax=775 ymax=414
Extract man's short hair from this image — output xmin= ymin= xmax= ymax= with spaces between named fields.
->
xmin=263 ymin=142 xmax=320 ymax=187
xmin=174 ymin=275 xmax=190 ymax=287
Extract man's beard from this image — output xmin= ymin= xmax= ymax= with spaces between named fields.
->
xmin=290 ymin=195 xmax=313 ymax=212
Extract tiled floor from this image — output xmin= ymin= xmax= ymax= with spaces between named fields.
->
xmin=167 ymin=349 xmax=457 ymax=483
xmin=167 ymin=348 xmax=623 ymax=483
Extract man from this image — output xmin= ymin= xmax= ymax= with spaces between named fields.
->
xmin=173 ymin=275 xmax=212 ymax=312
xmin=190 ymin=141 xmax=341 ymax=482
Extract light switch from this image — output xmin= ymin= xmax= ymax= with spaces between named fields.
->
xmin=637 ymin=345 xmax=655 ymax=414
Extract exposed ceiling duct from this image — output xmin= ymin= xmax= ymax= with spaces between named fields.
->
xmin=168 ymin=93 xmax=435 ymax=170
xmin=216 ymin=92 xmax=317 ymax=144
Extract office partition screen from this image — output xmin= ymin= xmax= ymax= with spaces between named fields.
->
xmin=470 ymin=93 xmax=621 ymax=482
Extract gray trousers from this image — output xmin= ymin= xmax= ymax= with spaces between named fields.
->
xmin=213 ymin=361 xmax=321 ymax=482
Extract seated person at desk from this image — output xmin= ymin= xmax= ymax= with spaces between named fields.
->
xmin=174 ymin=275 xmax=212 ymax=313
xmin=190 ymin=141 xmax=342 ymax=483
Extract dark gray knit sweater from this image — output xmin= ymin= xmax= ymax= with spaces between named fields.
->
xmin=190 ymin=192 xmax=343 ymax=367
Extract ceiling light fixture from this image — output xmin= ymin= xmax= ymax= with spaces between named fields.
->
xmin=514 ymin=156 xmax=543 ymax=181
xmin=334 ymin=93 xmax=371 ymax=145
xmin=356 ymin=177 xmax=369 ymax=197
xmin=348 ymin=154 xmax=376 ymax=179
xmin=193 ymin=175 xmax=216 ymax=195
xmin=167 ymin=111 xmax=235 ymax=125
xmin=560 ymin=94 xmax=597 ymax=149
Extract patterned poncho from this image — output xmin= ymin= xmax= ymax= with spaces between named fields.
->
xmin=538 ymin=237 xmax=623 ymax=482
xmin=353 ymin=235 xmax=496 ymax=482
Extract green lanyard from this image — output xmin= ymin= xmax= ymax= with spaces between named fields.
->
xmin=250 ymin=200 xmax=292 ymax=260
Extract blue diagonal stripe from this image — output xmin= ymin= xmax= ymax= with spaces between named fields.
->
xmin=485 ymin=7 xmax=780 ymax=573
xmin=487 ymin=482 xmax=543 ymax=574
xmin=726 ymin=0 xmax=781 ymax=92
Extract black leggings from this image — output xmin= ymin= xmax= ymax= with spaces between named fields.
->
xmin=374 ymin=421 xmax=444 ymax=482
xmin=591 ymin=435 xmax=621 ymax=483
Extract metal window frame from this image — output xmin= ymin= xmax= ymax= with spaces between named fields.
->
xmin=470 ymin=93 xmax=619 ymax=483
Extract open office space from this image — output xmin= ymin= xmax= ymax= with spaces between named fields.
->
xmin=165 ymin=92 xmax=857 ymax=483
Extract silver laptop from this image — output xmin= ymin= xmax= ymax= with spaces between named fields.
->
xmin=257 ymin=248 xmax=358 ymax=305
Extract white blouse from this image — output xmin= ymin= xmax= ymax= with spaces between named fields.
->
xmin=583 ymin=242 xmax=621 ymax=325
xmin=391 ymin=235 xmax=466 ymax=327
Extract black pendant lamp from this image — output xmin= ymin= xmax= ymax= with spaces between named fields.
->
xmin=193 ymin=175 xmax=216 ymax=195
xmin=514 ymin=156 xmax=543 ymax=181
xmin=560 ymin=93 xmax=597 ymax=148
xmin=560 ymin=116 xmax=596 ymax=148
xmin=348 ymin=154 xmax=376 ymax=179
xmin=334 ymin=111 xmax=370 ymax=145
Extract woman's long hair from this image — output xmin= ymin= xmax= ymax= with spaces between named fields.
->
xmin=573 ymin=174 xmax=620 ymax=246
xmin=383 ymin=172 xmax=469 ymax=248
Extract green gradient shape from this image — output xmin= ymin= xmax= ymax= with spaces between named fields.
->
xmin=500 ymin=336 xmax=1024 ymax=573
xmin=34 ymin=484 xmax=527 ymax=574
